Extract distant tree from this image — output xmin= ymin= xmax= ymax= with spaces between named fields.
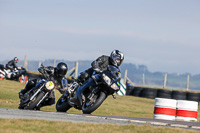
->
xmin=138 ymin=65 xmax=149 ymax=73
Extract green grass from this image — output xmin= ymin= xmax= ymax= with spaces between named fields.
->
xmin=0 ymin=79 xmax=200 ymax=133
xmin=0 ymin=119 xmax=199 ymax=133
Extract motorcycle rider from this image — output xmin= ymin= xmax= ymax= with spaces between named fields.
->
xmin=5 ymin=57 xmax=19 ymax=78
xmin=78 ymin=50 xmax=124 ymax=83
xmin=6 ymin=57 xmax=19 ymax=71
xmin=70 ymin=50 xmax=124 ymax=102
xmin=19 ymin=62 xmax=68 ymax=110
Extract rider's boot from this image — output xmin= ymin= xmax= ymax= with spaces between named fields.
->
xmin=19 ymin=79 xmax=36 ymax=98
xmin=18 ymin=90 xmax=24 ymax=99
xmin=70 ymin=92 xmax=79 ymax=105
xmin=11 ymin=73 xmax=16 ymax=79
xmin=69 ymin=82 xmax=80 ymax=104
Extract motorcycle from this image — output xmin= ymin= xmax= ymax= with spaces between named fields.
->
xmin=18 ymin=64 xmax=68 ymax=110
xmin=56 ymin=65 xmax=121 ymax=114
xmin=0 ymin=64 xmax=28 ymax=83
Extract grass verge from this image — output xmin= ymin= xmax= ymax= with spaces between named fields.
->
xmin=0 ymin=118 xmax=199 ymax=133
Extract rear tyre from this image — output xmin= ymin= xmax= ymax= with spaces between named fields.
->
xmin=25 ymin=92 xmax=45 ymax=110
xmin=82 ymin=91 xmax=107 ymax=114
xmin=56 ymin=95 xmax=72 ymax=112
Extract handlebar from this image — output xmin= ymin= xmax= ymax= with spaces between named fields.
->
xmin=38 ymin=65 xmax=51 ymax=80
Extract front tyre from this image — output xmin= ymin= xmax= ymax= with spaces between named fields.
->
xmin=82 ymin=91 xmax=107 ymax=114
xmin=25 ymin=92 xmax=45 ymax=110
xmin=0 ymin=72 xmax=5 ymax=80
xmin=19 ymin=75 xmax=28 ymax=83
xmin=56 ymin=95 xmax=72 ymax=112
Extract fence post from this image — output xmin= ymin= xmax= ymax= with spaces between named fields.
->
xmin=186 ymin=74 xmax=190 ymax=90
xmin=124 ymin=69 xmax=128 ymax=84
xmin=53 ymin=59 xmax=56 ymax=67
xmin=142 ymin=73 xmax=145 ymax=86
xmin=24 ymin=55 xmax=28 ymax=70
xmin=163 ymin=73 xmax=167 ymax=88
xmin=38 ymin=62 xmax=42 ymax=68
xmin=74 ymin=61 xmax=79 ymax=78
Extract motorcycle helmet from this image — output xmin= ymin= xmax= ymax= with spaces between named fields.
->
xmin=56 ymin=62 xmax=68 ymax=78
xmin=14 ymin=57 xmax=18 ymax=63
xmin=110 ymin=50 xmax=124 ymax=67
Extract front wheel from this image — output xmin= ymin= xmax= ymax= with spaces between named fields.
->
xmin=19 ymin=75 xmax=28 ymax=83
xmin=0 ymin=72 xmax=5 ymax=80
xmin=56 ymin=95 xmax=72 ymax=112
xmin=82 ymin=91 xmax=107 ymax=114
xmin=25 ymin=92 xmax=45 ymax=110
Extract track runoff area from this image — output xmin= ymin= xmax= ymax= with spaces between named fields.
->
xmin=0 ymin=108 xmax=200 ymax=131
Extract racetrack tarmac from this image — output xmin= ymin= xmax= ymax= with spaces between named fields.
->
xmin=0 ymin=108 xmax=200 ymax=131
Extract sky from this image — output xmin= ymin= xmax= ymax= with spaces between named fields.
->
xmin=0 ymin=0 xmax=200 ymax=75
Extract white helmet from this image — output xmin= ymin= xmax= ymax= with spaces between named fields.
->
xmin=110 ymin=50 xmax=124 ymax=67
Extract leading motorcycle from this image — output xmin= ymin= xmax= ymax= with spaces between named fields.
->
xmin=56 ymin=65 xmax=121 ymax=114
xmin=0 ymin=64 xmax=28 ymax=83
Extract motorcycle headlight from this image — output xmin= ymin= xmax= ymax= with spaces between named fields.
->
xmin=111 ymin=83 xmax=120 ymax=91
xmin=102 ymin=74 xmax=111 ymax=86
xmin=45 ymin=81 xmax=55 ymax=90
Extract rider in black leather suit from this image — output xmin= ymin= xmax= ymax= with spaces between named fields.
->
xmin=6 ymin=57 xmax=19 ymax=71
xmin=19 ymin=62 xmax=68 ymax=110
xmin=77 ymin=50 xmax=124 ymax=83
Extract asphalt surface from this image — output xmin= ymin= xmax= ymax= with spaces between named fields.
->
xmin=0 ymin=108 xmax=200 ymax=131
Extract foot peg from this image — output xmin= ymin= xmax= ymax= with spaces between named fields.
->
xmin=112 ymin=95 xmax=116 ymax=99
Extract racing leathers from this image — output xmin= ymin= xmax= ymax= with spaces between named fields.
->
xmin=6 ymin=59 xmax=18 ymax=71
xmin=77 ymin=55 xmax=116 ymax=83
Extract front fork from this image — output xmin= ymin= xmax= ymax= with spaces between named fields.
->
xmin=36 ymin=92 xmax=49 ymax=107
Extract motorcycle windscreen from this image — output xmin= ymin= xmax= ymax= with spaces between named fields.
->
xmin=107 ymin=65 xmax=121 ymax=81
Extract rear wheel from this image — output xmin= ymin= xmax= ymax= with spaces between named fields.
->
xmin=56 ymin=95 xmax=72 ymax=112
xmin=82 ymin=91 xmax=107 ymax=114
